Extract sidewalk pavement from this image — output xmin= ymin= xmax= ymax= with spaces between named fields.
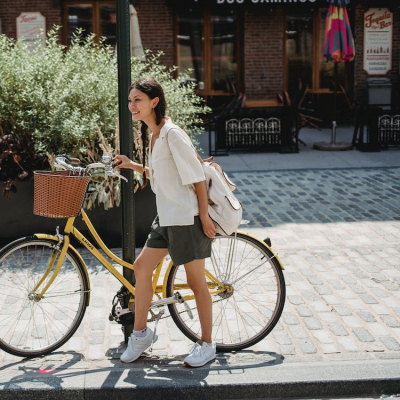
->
xmin=197 ymin=126 xmax=400 ymax=172
xmin=1 ymin=127 xmax=400 ymax=399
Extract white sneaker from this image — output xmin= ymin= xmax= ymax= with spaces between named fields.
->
xmin=183 ymin=342 xmax=216 ymax=367
xmin=120 ymin=328 xmax=158 ymax=363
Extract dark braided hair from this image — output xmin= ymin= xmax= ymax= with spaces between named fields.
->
xmin=128 ymin=77 xmax=167 ymax=188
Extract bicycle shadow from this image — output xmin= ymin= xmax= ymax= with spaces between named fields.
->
xmin=0 ymin=352 xmax=84 ymax=391
xmin=0 ymin=347 xmax=284 ymax=393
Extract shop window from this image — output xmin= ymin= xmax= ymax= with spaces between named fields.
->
xmin=176 ymin=9 xmax=242 ymax=97
xmin=176 ymin=11 xmax=204 ymax=87
xmin=212 ymin=12 xmax=238 ymax=92
xmin=63 ymin=1 xmax=116 ymax=47
xmin=285 ymin=8 xmax=348 ymax=95
xmin=286 ymin=12 xmax=313 ymax=95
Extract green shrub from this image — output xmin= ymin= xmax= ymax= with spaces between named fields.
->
xmin=0 ymin=27 xmax=210 ymax=206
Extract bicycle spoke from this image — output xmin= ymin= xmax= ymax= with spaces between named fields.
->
xmin=43 ymin=290 xmax=86 ymax=299
xmin=39 ymin=299 xmax=78 ymax=332
xmin=230 ymin=241 xmax=258 ymax=283
xmin=37 ymin=302 xmax=63 ymax=346
xmin=16 ymin=248 xmax=36 ymax=291
xmin=0 ymin=286 xmax=29 ymax=301
xmin=41 ymin=297 xmax=81 ymax=318
xmin=0 ymin=311 xmax=26 ymax=340
xmin=19 ymin=305 xmax=36 ymax=349
xmin=232 ymin=259 xmax=269 ymax=286
xmin=1 ymin=256 xmax=27 ymax=293
xmin=230 ymin=295 xmax=258 ymax=338
xmin=44 ymin=271 xmax=81 ymax=293
xmin=2 ymin=302 xmax=32 ymax=347
xmin=233 ymin=290 xmax=277 ymax=314
xmin=235 ymin=267 xmax=276 ymax=294
xmin=212 ymin=295 xmax=231 ymax=342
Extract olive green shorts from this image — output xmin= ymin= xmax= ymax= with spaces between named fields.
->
xmin=145 ymin=215 xmax=212 ymax=266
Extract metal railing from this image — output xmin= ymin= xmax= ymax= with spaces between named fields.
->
xmin=210 ymin=106 xmax=295 ymax=155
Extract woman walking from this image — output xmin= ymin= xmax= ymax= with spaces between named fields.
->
xmin=113 ymin=77 xmax=217 ymax=367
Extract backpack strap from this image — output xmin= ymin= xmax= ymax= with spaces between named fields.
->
xmin=165 ymin=126 xmax=213 ymax=164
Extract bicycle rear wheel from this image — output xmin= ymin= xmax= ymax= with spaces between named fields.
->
xmin=166 ymin=232 xmax=285 ymax=352
xmin=0 ymin=237 xmax=89 ymax=358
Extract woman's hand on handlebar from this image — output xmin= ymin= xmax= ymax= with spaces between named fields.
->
xmin=113 ymin=155 xmax=134 ymax=171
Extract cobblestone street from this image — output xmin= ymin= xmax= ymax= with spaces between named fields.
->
xmin=233 ymin=167 xmax=400 ymax=361
xmin=1 ymin=167 xmax=400 ymax=369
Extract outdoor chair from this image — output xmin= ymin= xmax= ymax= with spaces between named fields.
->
xmin=297 ymin=86 xmax=323 ymax=131
xmin=282 ymin=87 xmax=322 ymax=148
xmin=205 ymin=93 xmax=247 ymax=156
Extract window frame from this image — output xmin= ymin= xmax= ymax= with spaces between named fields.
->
xmin=173 ymin=8 xmax=244 ymax=98
xmin=62 ymin=0 xmax=115 ymax=46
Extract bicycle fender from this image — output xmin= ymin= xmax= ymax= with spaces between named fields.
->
xmin=33 ymin=234 xmax=91 ymax=305
xmin=237 ymin=230 xmax=285 ymax=270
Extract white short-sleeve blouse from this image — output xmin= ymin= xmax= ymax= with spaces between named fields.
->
xmin=148 ymin=118 xmax=205 ymax=227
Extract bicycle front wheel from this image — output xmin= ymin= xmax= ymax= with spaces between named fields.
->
xmin=166 ymin=232 xmax=285 ymax=352
xmin=0 ymin=237 xmax=89 ymax=358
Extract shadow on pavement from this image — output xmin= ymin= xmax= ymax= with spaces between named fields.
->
xmin=0 ymin=348 xmax=284 ymax=392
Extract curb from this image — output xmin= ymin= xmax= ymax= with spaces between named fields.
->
xmin=1 ymin=358 xmax=399 ymax=399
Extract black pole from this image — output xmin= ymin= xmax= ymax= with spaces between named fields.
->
xmin=116 ymin=0 xmax=135 ymax=342
xmin=331 ymin=61 xmax=338 ymax=144
xmin=333 ymin=62 xmax=338 ymax=124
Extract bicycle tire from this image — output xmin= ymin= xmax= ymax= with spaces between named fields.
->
xmin=0 ymin=237 xmax=89 ymax=358
xmin=166 ymin=232 xmax=285 ymax=352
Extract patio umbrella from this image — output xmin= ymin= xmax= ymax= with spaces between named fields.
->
xmin=314 ymin=0 xmax=355 ymax=151
xmin=129 ymin=5 xmax=145 ymax=60
xmin=114 ymin=5 xmax=145 ymax=61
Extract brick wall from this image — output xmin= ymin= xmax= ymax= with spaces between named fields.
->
xmin=354 ymin=4 xmax=400 ymax=104
xmin=244 ymin=7 xmax=284 ymax=99
xmin=0 ymin=0 xmax=61 ymax=38
xmin=136 ymin=0 xmax=174 ymax=68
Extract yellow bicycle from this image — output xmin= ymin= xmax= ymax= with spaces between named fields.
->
xmin=0 ymin=156 xmax=285 ymax=358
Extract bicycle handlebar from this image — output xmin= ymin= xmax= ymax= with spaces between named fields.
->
xmin=54 ymin=155 xmax=128 ymax=182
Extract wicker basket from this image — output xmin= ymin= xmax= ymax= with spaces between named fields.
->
xmin=33 ymin=170 xmax=91 ymax=218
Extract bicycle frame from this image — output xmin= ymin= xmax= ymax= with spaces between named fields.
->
xmin=32 ymin=209 xmax=227 ymax=305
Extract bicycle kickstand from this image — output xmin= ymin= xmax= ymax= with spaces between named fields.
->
xmin=148 ymin=307 xmax=165 ymax=355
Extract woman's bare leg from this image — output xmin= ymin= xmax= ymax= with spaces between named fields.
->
xmin=133 ymin=247 xmax=169 ymax=331
xmin=184 ymin=258 xmax=212 ymax=344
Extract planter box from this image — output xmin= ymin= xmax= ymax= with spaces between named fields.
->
xmin=0 ymin=180 xmax=157 ymax=249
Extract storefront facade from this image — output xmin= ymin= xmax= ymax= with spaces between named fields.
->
xmin=1 ymin=0 xmax=399 ymax=107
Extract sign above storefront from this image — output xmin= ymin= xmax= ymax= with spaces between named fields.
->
xmin=167 ymin=0 xmax=325 ymax=7
xmin=363 ymin=8 xmax=393 ymax=75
